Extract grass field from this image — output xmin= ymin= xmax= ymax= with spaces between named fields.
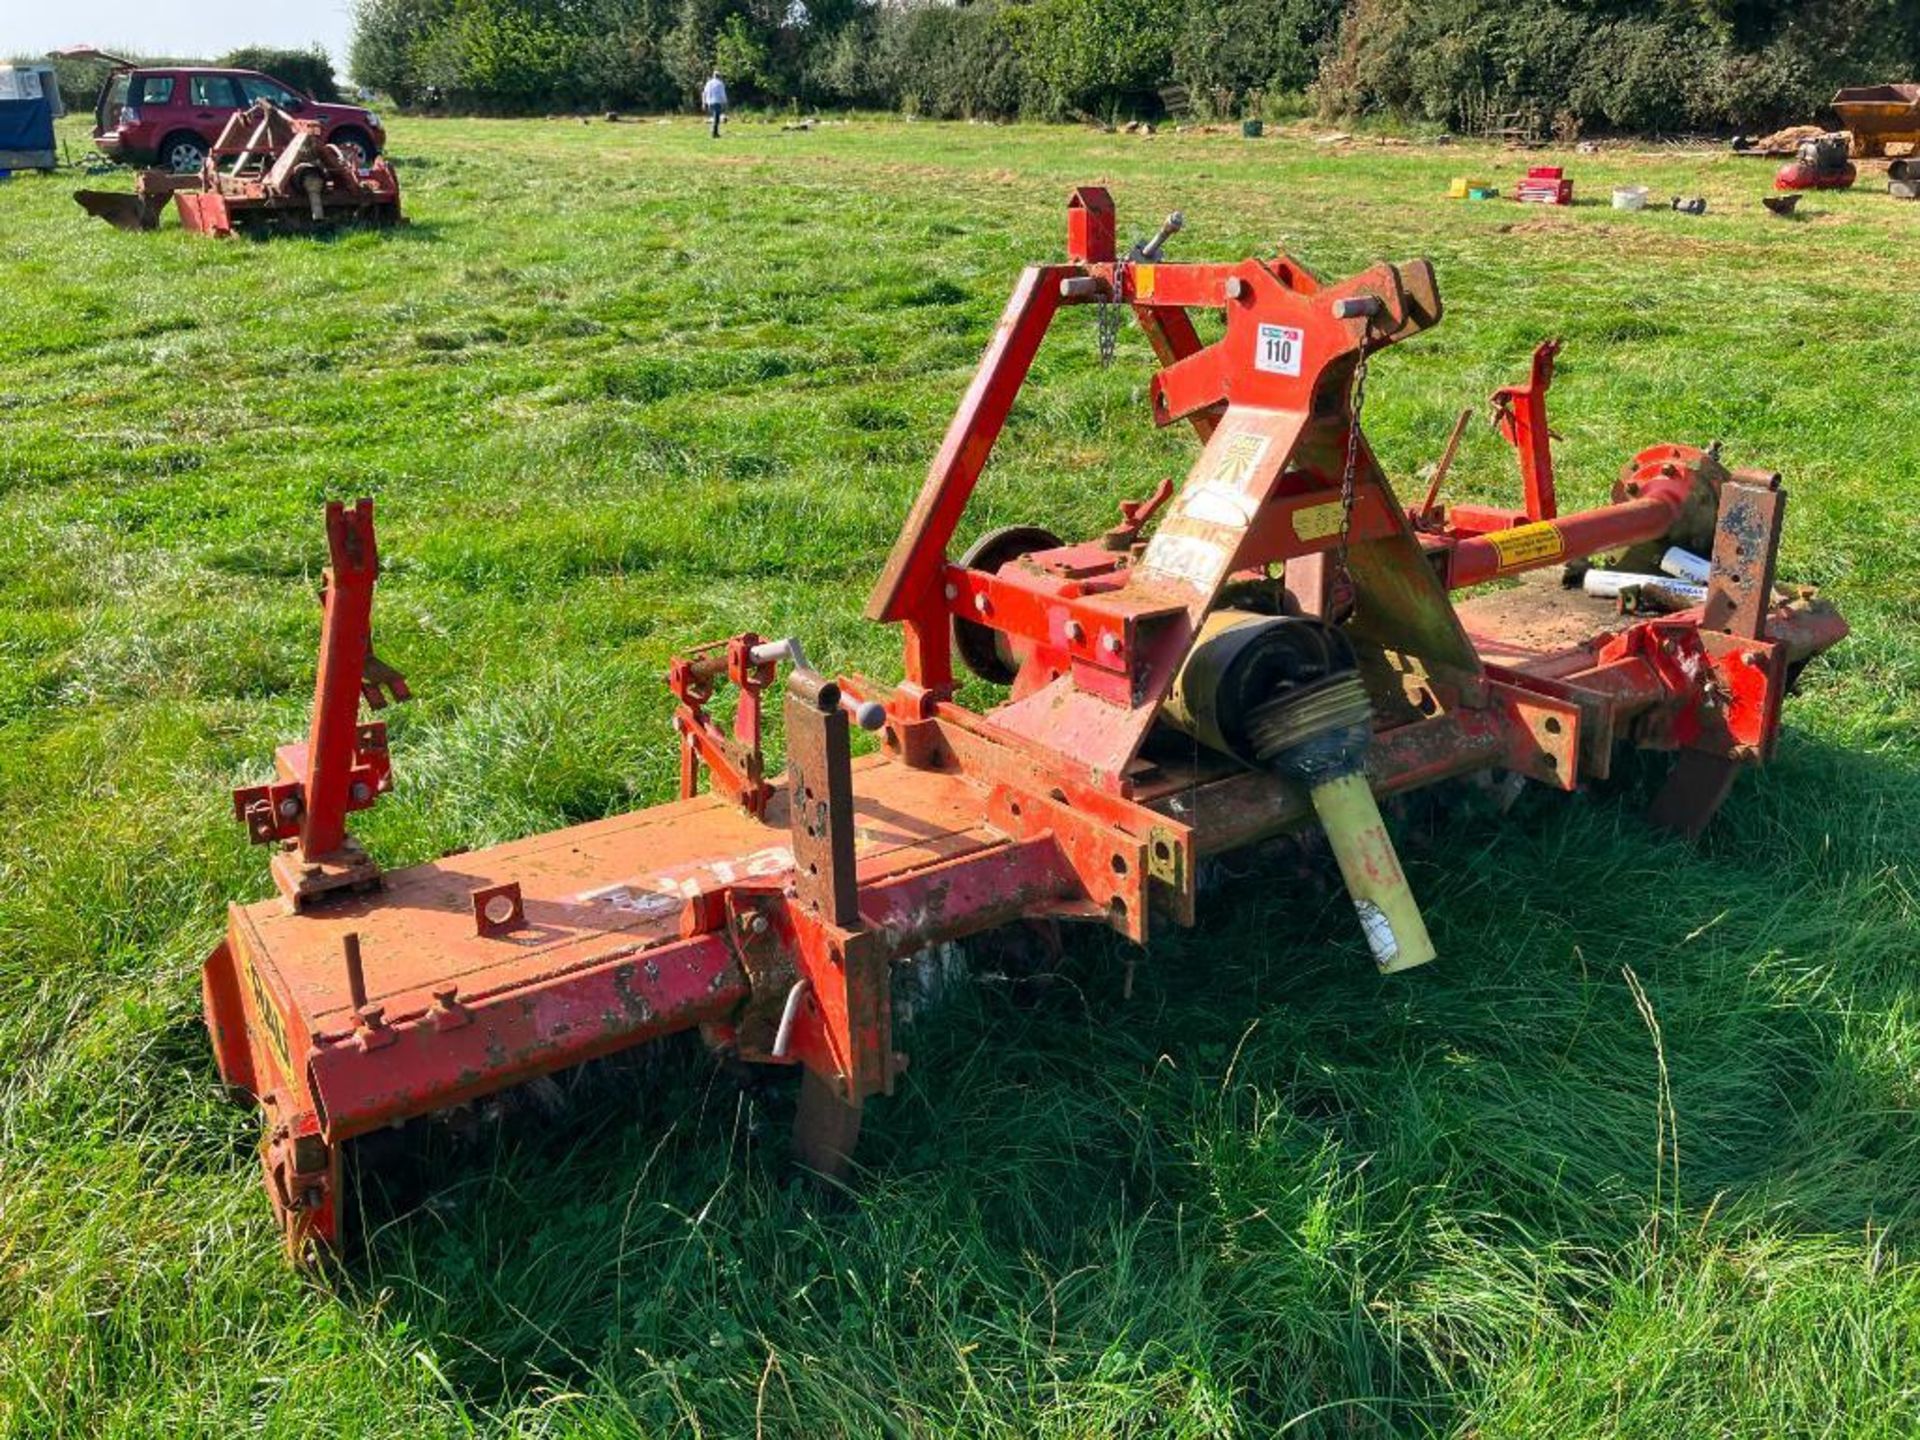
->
xmin=2 ymin=113 xmax=1918 ymax=1437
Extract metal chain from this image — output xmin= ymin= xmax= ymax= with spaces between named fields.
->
xmin=1096 ymin=258 xmax=1128 ymax=368
xmin=1334 ymin=327 xmax=1374 ymax=583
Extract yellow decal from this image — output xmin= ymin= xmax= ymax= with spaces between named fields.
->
xmin=1134 ymin=264 xmax=1156 ymax=300
xmin=1485 ymin=521 xmax=1564 ymax=573
xmin=1205 ymin=431 xmax=1271 ymax=492
xmin=1292 ymin=500 xmax=1344 ymax=541
xmin=241 ymin=947 xmax=292 ymax=1074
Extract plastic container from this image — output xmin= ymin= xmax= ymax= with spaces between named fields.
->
xmin=1582 ymin=569 xmax=1705 ymax=602
xmin=1613 ymin=186 xmax=1649 ymax=211
xmin=1659 ymin=546 xmax=1711 ymax=584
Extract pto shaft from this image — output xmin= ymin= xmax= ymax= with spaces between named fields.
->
xmin=1246 ymin=672 xmax=1436 ymax=973
xmin=1164 ymin=612 xmax=1437 ymax=972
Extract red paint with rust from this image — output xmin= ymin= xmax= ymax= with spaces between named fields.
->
xmin=207 ymin=189 xmax=1847 ymax=1258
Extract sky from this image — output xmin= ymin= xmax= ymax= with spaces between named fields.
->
xmin=5 ymin=1 xmax=356 ymax=71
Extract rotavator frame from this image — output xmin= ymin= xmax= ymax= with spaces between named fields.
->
xmin=202 ymin=189 xmax=1845 ymax=1258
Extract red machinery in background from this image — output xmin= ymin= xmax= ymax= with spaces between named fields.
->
xmin=76 ymin=100 xmax=402 ymax=235
xmin=203 ymin=189 xmax=1845 ymax=1258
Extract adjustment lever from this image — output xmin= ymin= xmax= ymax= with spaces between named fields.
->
xmin=1103 ymin=477 xmax=1175 ymax=551
xmin=750 ymin=638 xmax=884 ymax=730
xmin=1131 ymin=211 xmax=1184 ymax=262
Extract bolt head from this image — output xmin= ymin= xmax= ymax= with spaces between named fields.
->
xmin=973 ymin=594 xmax=990 ymax=614
xmin=277 ymin=797 xmax=300 ymax=819
xmin=749 ymin=913 xmax=769 ymax=935
xmin=1100 ymin=633 xmax=1123 ymax=655
xmin=943 ymin=583 xmax=958 ymax=601
xmin=350 ymin=782 xmax=371 ymax=803
xmin=1065 ymin=619 xmax=1086 ymax=643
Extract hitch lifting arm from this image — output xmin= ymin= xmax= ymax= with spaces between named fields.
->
xmin=1491 ymin=337 xmax=1561 ymax=522
xmin=231 ymin=499 xmax=407 ymax=909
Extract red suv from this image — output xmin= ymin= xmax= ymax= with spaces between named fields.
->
xmin=59 ymin=48 xmax=386 ymax=173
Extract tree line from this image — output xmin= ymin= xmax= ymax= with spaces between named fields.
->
xmin=348 ymin=0 xmax=1918 ymax=130
xmin=345 ymin=0 xmax=1335 ymax=121
xmin=33 ymin=1 xmax=1911 ymax=132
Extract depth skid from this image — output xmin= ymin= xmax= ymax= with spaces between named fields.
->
xmin=206 ymin=188 xmax=1846 ymax=1258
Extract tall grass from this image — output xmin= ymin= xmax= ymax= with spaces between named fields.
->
xmin=1 ymin=115 xmax=1916 ymax=1436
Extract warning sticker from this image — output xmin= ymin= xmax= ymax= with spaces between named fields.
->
xmin=1485 ymin=521 xmax=1565 ymax=572
xmin=1292 ymin=500 xmax=1344 ymax=541
xmin=1134 ymin=264 xmax=1156 ymax=300
xmin=1254 ymin=323 xmax=1305 ymax=377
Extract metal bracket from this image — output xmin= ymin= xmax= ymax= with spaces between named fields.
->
xmin=234 ymin=499 xmax=405 ymax=907
xmin=1703 ymin=475 xmax=1785 ymax=640
xmin=785 ymin=671 xmax=861 ymax=929
xmin=471 ymin=881 xmax=525 ymax=937
xmin=1490 ymin=338 xmax=1562 ymax=521
xmin=669 ymin=632 xmax=777 ymax=817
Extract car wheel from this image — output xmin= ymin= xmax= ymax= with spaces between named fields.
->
xmin=331 ymin=129 xmax=376 ymax=168
xmin=161 ymin=133 xmax=208 ymax=173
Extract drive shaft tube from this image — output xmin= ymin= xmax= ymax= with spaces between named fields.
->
xmin=1164 ymin=611 xmax=1436 ymax=973
xmin=1246 ymin=673 xmax=1436 ymax=973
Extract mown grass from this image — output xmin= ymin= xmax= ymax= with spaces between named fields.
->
xmin=2 ymin=113 xmax=1917 ymax=1437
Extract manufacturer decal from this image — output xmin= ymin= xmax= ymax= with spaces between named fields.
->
xmin=1291 ymin=500 xmax=1345 ymax=541
xmin=241 ymin=949 xmax=291 ymax=1073
xmin=578 ymin=844 xmax=797 ymax=913
xmin=1204 ymin=431 xmax=1272 ymax=492
xmin=1180 ymin=480 xmax=1259 ymax=528
xmin=1138 ymin=532 xmax=1232 ymax=590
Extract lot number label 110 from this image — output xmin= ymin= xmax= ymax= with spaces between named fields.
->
xmin=1255 ymin=323 xmax=1304 ymax=377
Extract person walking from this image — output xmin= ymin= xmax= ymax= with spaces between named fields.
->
xmin=702 ymin=71 xmax=728 ymax=139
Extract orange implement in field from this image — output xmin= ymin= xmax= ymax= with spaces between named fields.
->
xmin=74 ymin=100 xmax=400 ymax=235
xmin=202 ymin=190 xmax=1847 ymax=1261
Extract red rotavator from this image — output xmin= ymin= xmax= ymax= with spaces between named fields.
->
xmin=201 ymin=189 xmax=1846 ymax=1261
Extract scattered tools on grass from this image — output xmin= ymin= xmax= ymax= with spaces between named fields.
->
xmin=1889 ymin=157 xmax=1920 ymax=200
xmin=1733 ymin=124 xmax=1828 ymax=158
xmin=1516 ymin=165 xmax=1573 ymax=204
xmin=1672 ymin=194 xmax=1708 ymax=215
xmin=1762 ymin=193 xmax=1802 ymax=217
xmin=74 ymin=100 xmax=401 ymax=236
xmin=202 ymin=188 xmax=1849 ymax=1261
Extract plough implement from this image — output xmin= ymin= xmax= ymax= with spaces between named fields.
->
xmin=203 ymin=190 xmax=1845 ymax=1257
xmin=76 ymin=100 xmax=401 ymax=235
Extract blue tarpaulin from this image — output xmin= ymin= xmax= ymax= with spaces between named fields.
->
xmin=0 ymin=68 xmax=59 ymax=170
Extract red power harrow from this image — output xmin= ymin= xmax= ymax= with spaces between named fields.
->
xmin=204 ymin=190 xmax=1846 ymax=1258
xmin=76 ymin=101 xmax=402 ymax=236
